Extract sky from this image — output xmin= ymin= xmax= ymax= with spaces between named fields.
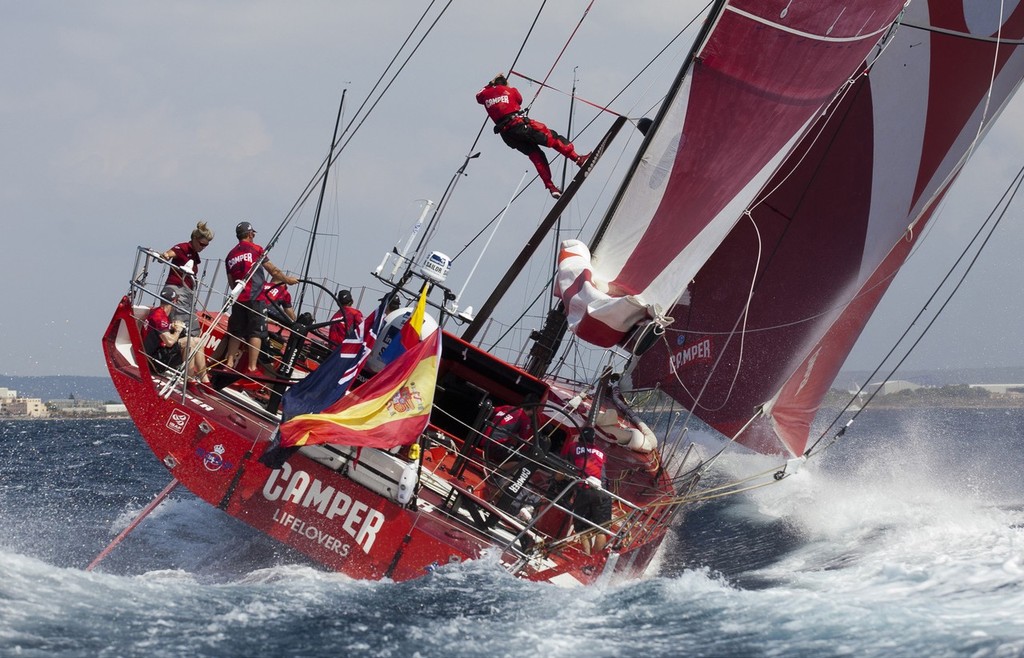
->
xmin=1 ymin=1 xmax=1022 ymax=379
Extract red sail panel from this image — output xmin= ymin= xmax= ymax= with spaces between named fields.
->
xmin=632 ymin=0 xmax=1024 ymax=456
xmin=557 ymin=0 xmax=909 ymax=346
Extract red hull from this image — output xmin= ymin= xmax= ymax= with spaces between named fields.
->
xmin=104 ymin=295 xmax=684 ymax=584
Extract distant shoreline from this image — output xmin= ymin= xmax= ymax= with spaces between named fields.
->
xmin=824 ymin=400 xmax=1024 ymax=410
xmin=0 ymin=415 xmax=131 ymax=421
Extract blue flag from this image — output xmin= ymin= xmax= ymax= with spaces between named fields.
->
xmin=280 ymin=292 xmax=394 ymax=422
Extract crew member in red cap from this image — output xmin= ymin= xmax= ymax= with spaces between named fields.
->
xmin=476 ymin=73 xmax=588 ymax=199
xmin=222 ymin=221 xmax=299 ymax=378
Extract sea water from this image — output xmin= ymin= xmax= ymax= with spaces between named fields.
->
xmin=1 ymin=411 xmax=1022 ymax=657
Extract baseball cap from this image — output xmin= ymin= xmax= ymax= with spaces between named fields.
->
xmin=236 ymin=221 xmax=256 ymax=238
xmin=160 ymin=287 xmax=178 ymax=304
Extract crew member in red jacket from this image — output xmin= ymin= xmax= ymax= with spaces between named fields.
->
xmin=222 ymin=221 xmax=299 ymax=377
xmin=328 ymin=289 xmax=365 ymax=346
xmin=158 ymin=220 xmax=214 ymax=334
xmin=567 ymin=428 xmax=611 ymax=554
xmin=476 ymin=73 xmax=588 ymax=198
xmin=143 ymin=287 xmax=210 ymax=383
xmin=484 ymin=404 xmax=534 ymax=465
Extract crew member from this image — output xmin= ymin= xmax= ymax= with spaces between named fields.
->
xmin=328 ymin=289 xmax=365 ymax=346
xmin=484 ymin=404 xmax=534 ymax=465
xmin=483 ymin=404 xmax=540 ymax=522
xmin=476 ymin=73 xmax=588 ymax=199
xmin=223 ymin=221 xmax=299 ymax=377
xmin=143 ymin=287 xmax=209 ymax=383
xmin=260 ymin=277 xmax=297 ymax=324
xmin=567 ymin=428 xmax=611 ymax=554
xmin=158 ymin=220 xmax=214 ymax=334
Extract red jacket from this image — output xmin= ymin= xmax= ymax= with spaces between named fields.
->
xmin=570 ymin=440 xmax=606 ymax=481
xmin=476 ymin=84 xmax=523 ymax=124
xmin=143 ymin=306 xmax=173 ymax=356
xmin=165 ymin=241 xmax=201 ymax=289
xmin=328 ymin=306 xmax=365 ymax=345
xmin=225 ymin=240 xmax=265 ymax=302
xmin=487 ymin=405 xmax=533 ymax=444
xmin=259 ymin=282 xmax=292 ymax=308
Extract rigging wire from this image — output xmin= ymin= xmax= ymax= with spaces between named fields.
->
xmin=450 ymin=3 xmax=711 ymax=265
xmin=524 ymin=0 xmax=596 ymax=110
xmin=203 ymin=0 xmax=454 ymax=327
xmin=267 ymin=0 xmax=454 ymax=253
xmin=515 ymin=70 xmax=624 ymax=118
xmin=405 ymin=0 xmax=550 ymax=274
xmin=298 ymin=89 xmax=346 ymax=312
xmin=967 ymin=0 xmax=1005 ymax=159
xmin=806 ymin=161 xmax=1024 ymax=458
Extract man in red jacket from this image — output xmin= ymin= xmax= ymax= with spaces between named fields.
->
xmin=328 ymin=289 xmax=365 ymax=346
xmin=223 ymin=221 xmax=298 ymax=377
xmin=476 ymin=73 xmax=588 ymax=198
xmin=567 ymin=428 xmax=611 ymax=553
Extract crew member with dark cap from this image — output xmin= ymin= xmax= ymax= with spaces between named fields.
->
xmin=143 ymin=287 xmax=209 ymax=383
xmin=328 ymin=288 xmax=364 ymax=346
xmin=476 ymin=73 xmax=589 ymax=199
xmin=361 ymin=293 xmax=403 ymax=350
xmin=223 ymin=221 xmax=299 ymax=377
xmin=567 ymin=427 xmax=611 ymax=554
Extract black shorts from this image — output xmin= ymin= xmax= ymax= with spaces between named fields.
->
xmin=227 ymin=300 xmax=267 ymax=339
xmin=148 ymin=345 xmax=183 ymax=373
xmin=572 ymin=485 xmax=611 ymax=526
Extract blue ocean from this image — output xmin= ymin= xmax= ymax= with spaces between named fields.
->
xmin=2 ymin=410 xmax=1023 ymax=657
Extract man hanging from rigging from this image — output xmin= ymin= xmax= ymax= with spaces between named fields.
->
xmin=476 ymin=73 xmax=588 ymax=199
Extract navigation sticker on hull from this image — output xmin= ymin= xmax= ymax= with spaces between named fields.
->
xmin=166 ymin=408 xmax=191 ymax=434
xmin=197 ymin=444 xmax=235 ymax=473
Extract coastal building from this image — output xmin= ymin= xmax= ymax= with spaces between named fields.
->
xmin=47 ymin=398 xmax=105 ymax=414
xmin=0 ymin=388 xmax=16 ymax=414
xmin=6 ymin=398 xmax=49 ymax=418
xmin=0 ymin=394 xmax=125 ymax=417
xmin=969 ymin=384 xmax=1024 ymax=396
xmin=866 ymin=380 xmax=922 ymax=396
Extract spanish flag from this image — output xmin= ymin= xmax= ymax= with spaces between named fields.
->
xmin=280 ymin=284 xmax=440 ymax=450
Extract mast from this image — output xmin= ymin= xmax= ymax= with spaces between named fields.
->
xmin=298 ymin=89 xmax=347 ymax=311
xmin=525 ymin=71 xmax=579 ymax=377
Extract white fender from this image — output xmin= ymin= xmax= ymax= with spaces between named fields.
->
xmin=595 ymin=408 xmax=618 ymax=427
xmin=627 ymin=421 xmax=658 ymax=453
xmin=397 ymin=461 xmax=419 ymax=505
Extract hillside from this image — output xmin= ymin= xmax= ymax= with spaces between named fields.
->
xmin=0 ymin=376 xmax=118 ymax=403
